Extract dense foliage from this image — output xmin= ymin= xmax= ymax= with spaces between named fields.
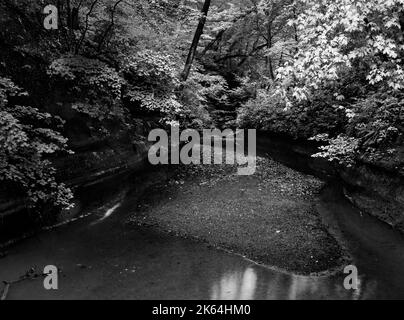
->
xmin=234 ymin=0 xmax=404 ymax=168
xmin=1 ymin=0 xmax=403 ymax=214
xmin=0 ymin=0 xmax=235 ymax=211
xmin=0 ymin=76 xmax=73 ymax=209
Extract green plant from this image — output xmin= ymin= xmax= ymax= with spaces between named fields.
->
xmin=237 ymin=88 xmax=346 ymax=138
xmin=0 ymin=76 xmax=73 ymax=209
xmin=310 ymin=134 xmax=359 ymax=167
xmin=348 ymin=91 xmax=404 ymax=150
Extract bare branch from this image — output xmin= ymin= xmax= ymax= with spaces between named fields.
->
xmin=75 ymin=0 xmax=99 ymax=54
xmin=97 ymin=0 xmax=124 ymax=53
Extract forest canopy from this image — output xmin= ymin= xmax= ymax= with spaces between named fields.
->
xmin=0 ymin=0 xmax=403 ymax=211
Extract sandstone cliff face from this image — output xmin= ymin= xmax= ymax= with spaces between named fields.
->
xmin=340 ymin=164 xmax=404 ymax=232
xmin=257 ymin=132 xmax=404 ymax=234
xmin=0 ymin=127 xmax=150 ymax=243
xmin=2 ymin=129 xmax=403 ymax=242
xmin=54 ymin=132 xmax=149 ymax=188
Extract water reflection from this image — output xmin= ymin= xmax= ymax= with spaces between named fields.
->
xmin=2 ymin=168 xmax=402 ymax=299
xmin=211 ymin=267 xmax=257 ymax=300
xmin=97 ymin=202 xmax=122 ymax=222
xmin=210 ymin=265 xmax=356 ymax=300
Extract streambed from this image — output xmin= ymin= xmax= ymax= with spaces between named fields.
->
xmin=0 ymin=139 xmax=403 ymax=300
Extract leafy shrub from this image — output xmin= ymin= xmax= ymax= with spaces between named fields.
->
xmin=49 ymin=56 xmax=123 ymax=96
xmin=0 ymin=76 xmax=73 ymax=209
xmin=308 ymin=90 xmax=404 ymax=166
xmin=121 ymin=50 xmax=184 ymax=122
xmin=177 ymin=69 xmax=231 ymax=128
xmin=187 ymin=71 xmax=229 ymax=104
xmin=121 ymin=50 xmax=179 ymax=89
xmin=347 ymin=91 xmax=404 ymax=150
xmin=310 ymin=134 xmax=359 ymax=167
xmin=122 ymin=52 xmax=214 ymax=128
xmin=48 ymin=55 xmax=125 ymax=122
xmin=237 ymin=89 xmax=346 ymax=138
xmin=125 ymin=88 xmax=183 ymax=115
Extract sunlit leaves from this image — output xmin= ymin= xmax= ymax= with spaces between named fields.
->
xmin=48 ymin=55 xmax=125 ymax=122
xmin=121 ymin=50 xmax=179 ymax=88
xmin=277 ymin=0 xmax=404 ymax=99
xmin=311 ymin=134 xmax=359 ymax=166
xmin=0 ymin=76 xmax=73 ymax=209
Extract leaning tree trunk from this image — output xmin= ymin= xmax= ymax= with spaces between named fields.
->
xmin=181 ymin=0 xmax=211 ymax=81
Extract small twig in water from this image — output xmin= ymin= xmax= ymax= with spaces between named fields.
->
xmin=1 ymin=281 xmax=10 ymax=300
xmin=1 ymin=267 xmax=47 ymax=300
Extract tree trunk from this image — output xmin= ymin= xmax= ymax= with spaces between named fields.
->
xmin=292 ymin=7 xmax=299 ymax=53
xmin=181 ymin=0 xmax=211 ymax=81
xmin=200 ymin=29 xmax=224 ymax=57
xmin=266 ymin=18 xmax=275 ymax=80
xmin=66 ymin=0 xmax=73 ymax=51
